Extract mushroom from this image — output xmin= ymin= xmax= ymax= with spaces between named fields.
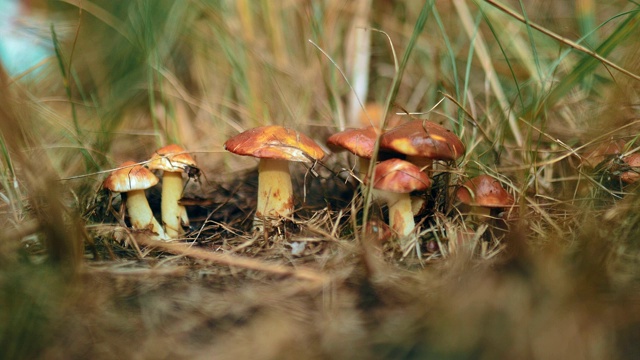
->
xmin=103 ymin=161 xmax=168 ymax=240
xmin=380 ymin=119 xmax=465 ymax=172
xmin=456 ymin=175 xmax=514 ymax=220
xmin=147 ymin=144 xmax=199 ymax=238
xmin=326 ymin=126 xmax=380 ymax=179
xmin=369 ymin=158 xmax=432 ymax=239
xmin=582 ymin=138 xmax=626 ymax=169
xmin=224 ymin=125 xmax=325 ymax=223
xmin=618 ymin=153 xmax=640 ymax=184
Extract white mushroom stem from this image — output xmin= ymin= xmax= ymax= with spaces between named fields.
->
xmin=411 ymin=196 xmax=425 ymax=216
xmin=160 ymin=171 xmax=188 ymax=238
xmin=378 ymin=191 xmax=415 ymax=238
xmin=257 ymin=158 xmax=294 ymax=219
xmin=126 ymin=189 xmax=168 ymax=240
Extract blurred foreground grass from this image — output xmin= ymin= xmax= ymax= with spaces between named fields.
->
xmin=1 ymin=0 xmax=640 ymax=358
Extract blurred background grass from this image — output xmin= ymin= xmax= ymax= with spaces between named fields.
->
xmin=1 ymin=0 xmax=640 ymax=358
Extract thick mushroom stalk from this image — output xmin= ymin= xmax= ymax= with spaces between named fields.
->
xmin=224 ymin=125 xmax=325 ymax=229
xmin=160 ymin=170 xmax=189 ymax=236
xmin=147 ymin=144 xmax=199 ymax=238
xmin=126 ymin=189 xmax=166 ymax=237
xmin=376 ymin=191 xmax=415 ymax=237
xmin=371 ymin=159 xmax=431 ymax=242
xmin=257 ymin=158 xmax=294 ymax=218
xmin=103 ymin=161 xmax=168 ymax=240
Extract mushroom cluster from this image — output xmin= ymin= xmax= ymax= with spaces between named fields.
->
xmin=325 ymin=116 xmax=471 ymax=244
xmin=102 ymin=144 xmax=199 ymax=240
xmin=102 ymin=113 xmax=519 ymax=256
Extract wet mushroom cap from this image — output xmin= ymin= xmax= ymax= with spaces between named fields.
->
xmin=372 ymin=158 xmax=432 ymax=193
xmin=620 ymin=153 xmax=640 ymax=184
xmin=368 ymin=159 xmax=431 ymax=239
xmin=147 ymin=144 xmax=198 ymax=172
xmin=326 ymin=126 xmax=379 ymax=159
xmin=102 ymin=161 xmax=159 ymax=192
xmin=456 ymin=175 xmax=514 ymax=208
xmin=380 ymin=120 xmax=465 ymax=161
xmin=224 ymin=125 xmax=325 ymax=163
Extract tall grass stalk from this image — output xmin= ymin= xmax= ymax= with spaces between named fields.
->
xmin=455 ymin=0 xmax=523 ymax=147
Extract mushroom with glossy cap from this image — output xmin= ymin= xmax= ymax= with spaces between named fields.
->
xmin=456 ymin=175 xmax=514 ymax=219
xmin=147 ymin=144 xmax=199 ymax=238
xmin=224 ymin=125 xmax=325 ymax=223
xmin=380 ymin=119 xmax=465 ymax=172
xmin=102 ymin=161 xmax=168 ymax=240
xmin=326 ymin=126 xmax=380 ymax=179
xmin=369 ymin=158 xmax=432 ymax=239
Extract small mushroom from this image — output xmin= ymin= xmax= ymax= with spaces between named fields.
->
xmin=224 ymin=125 xmax=325 ymax=223
xmin=380 ymin=119 xmax=465 ymax=172
xmin=619 ymin=153 xmax=640 ymax=184
xmin=326 ymin=126 xmax=380 ymax=179
xmin=581 ymin=138 xmax=626 ymax=169
xmin=369 ymin=158 xmax=432 ymax=239
xmin=103 ymin=161 xmax=168 ymax=240
xmin=147 ymin=144 xmax=199 ymax=238
xmin=456 ymin=175 xmax=514 ymax=219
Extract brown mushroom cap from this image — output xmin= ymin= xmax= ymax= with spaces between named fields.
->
xmin=326 ymin=126 xmax=379 ymax=159
xmin=456 ymin=175 xmax=514 ymax=208
xmin=103 ymin=161 xmax=159 ymax=192
xmin=620 ymin=153 xmax=640 ymax=184
xmin=582 ymin=139 xmax=626 ymax=168
xmin=147 ymin=144 xmax=197 ymax=172
xmin=371 ymin=159 xmax=432 ymax=193
xmin=224 ymin=125 xmax=325 ymax=164
xmin=380 ymin=120 xmax=465 ymax=161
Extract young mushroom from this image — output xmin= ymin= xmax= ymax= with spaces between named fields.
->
xmin=147 ymin=144 xmax=199 ymax=238
xmin=224 ymin=125 xmax=325 ymax=225
xmin=456 ymin=175 xmax=515 ymax=220
xmin=369 ymin=158 xmax=432 ymax=240
xmin=326 ymin=126 xmax=381 ymax=180
xmin=102 ymin=161 xmax=168 ymax=240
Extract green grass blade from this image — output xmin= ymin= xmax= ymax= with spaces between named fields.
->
xmin=545 ymin=8 xmax=640 ymax=106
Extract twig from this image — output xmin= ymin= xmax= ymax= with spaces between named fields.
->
xmin=134 ymin=237 xmax=328 ymax=284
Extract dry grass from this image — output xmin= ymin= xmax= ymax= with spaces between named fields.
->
xmin=2 ymin=0 xmax=640 ymax=359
